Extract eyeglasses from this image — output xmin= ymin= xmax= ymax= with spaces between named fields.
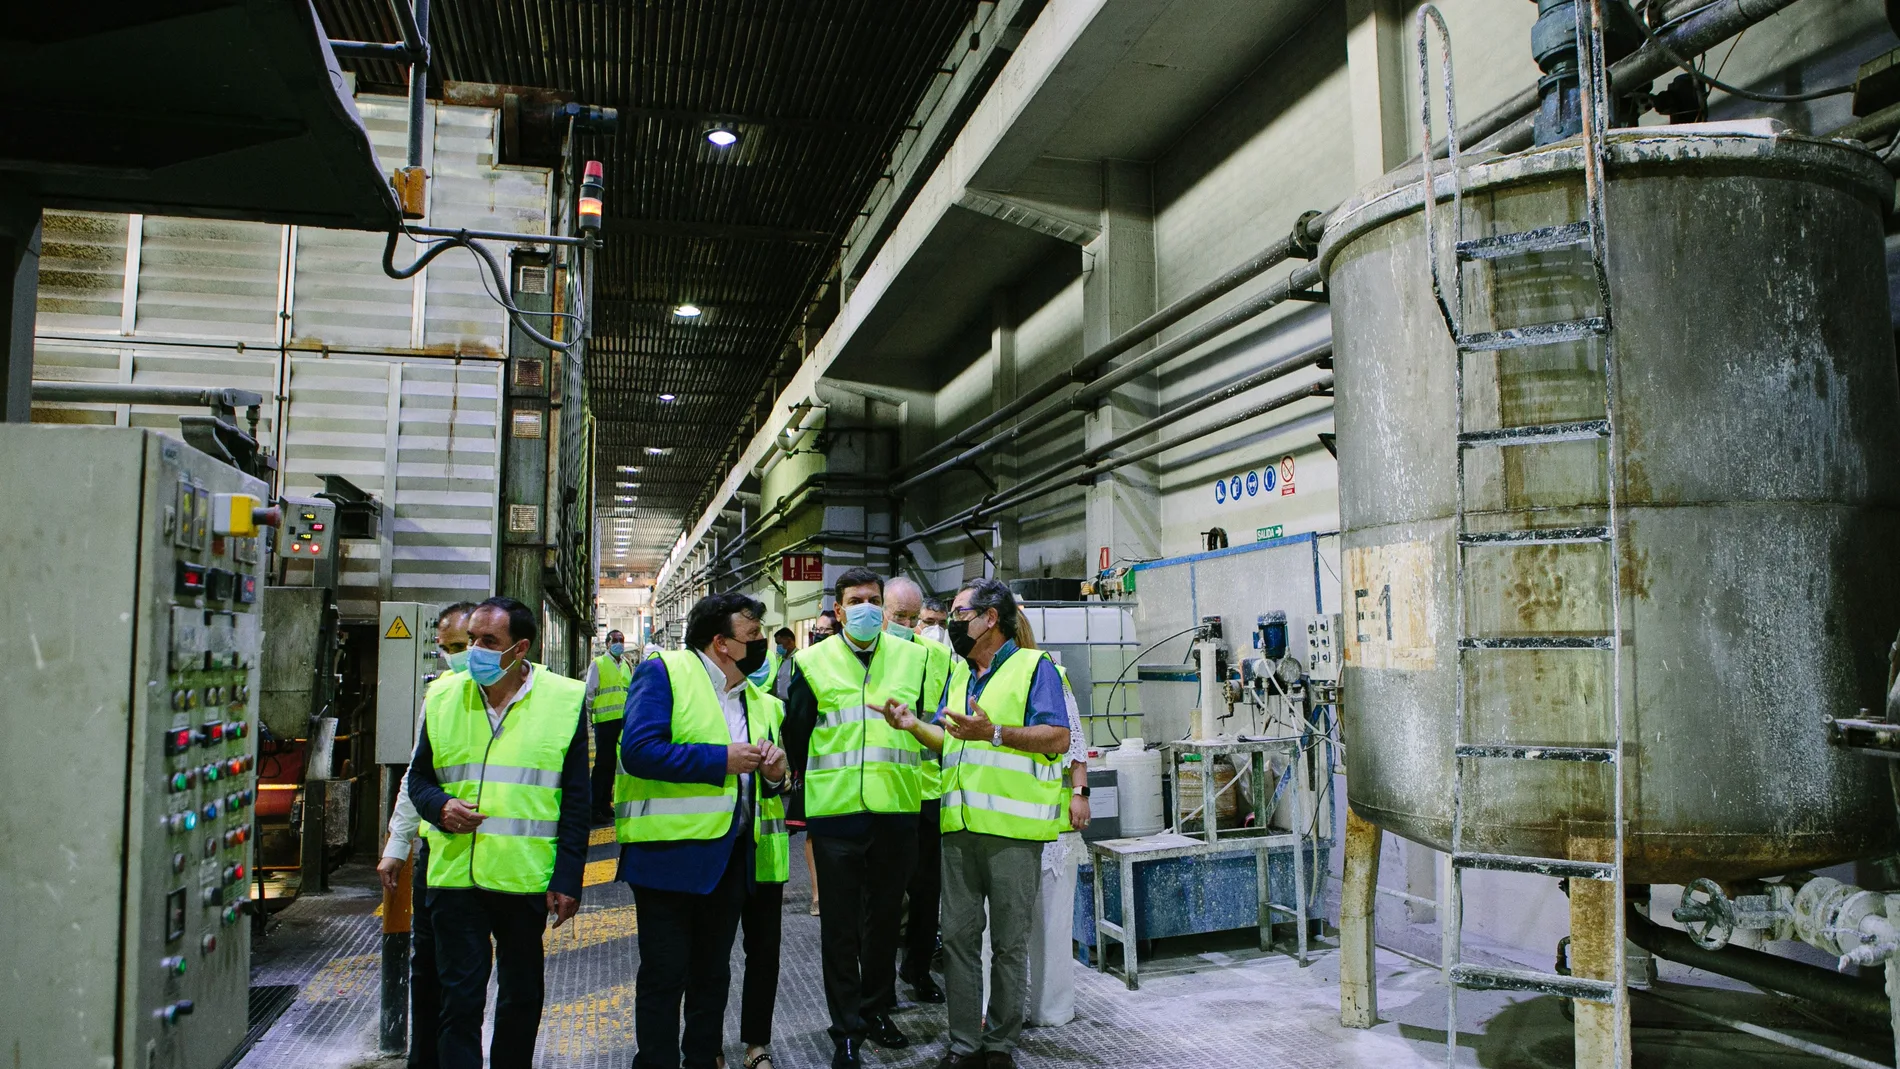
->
xmin=949 ymin=607 xmax=980 ymax=621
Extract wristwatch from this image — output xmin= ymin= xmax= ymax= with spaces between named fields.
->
xmin=990 ymin=724 xmax=1004 ymax=747
xmin=1072 ymin=785 xmax=1090 ymax=798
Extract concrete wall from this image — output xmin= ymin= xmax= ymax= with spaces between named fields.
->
xmin=719 ymin=0 xmax=1900 ymax=966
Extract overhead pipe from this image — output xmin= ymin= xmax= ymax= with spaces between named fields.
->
xmin=946 ymin=342 xmax=1332 ymax=520
xmin=897 ymin=375 xmax=1333 ymax=546
xmin=890 ymin=258 xmax=1325 ymax=496
xmin=894 ymin=211 xmax=1330 ymax=481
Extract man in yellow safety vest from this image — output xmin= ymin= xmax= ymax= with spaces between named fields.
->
xmin=881 ymin=576 xmax=952 ymax=1005
xmin=407 ymin=597 xmax=592 ymax=1069
xmin=782 ymin=568 xmax=934 ymax=1068
xmin=878 ymin=577 xmax=1070 ymax=1069
xmin=615 ymin=592 xmax=790 ymax=1069
xmin=585 ymin=629 xmax=635 ymax=823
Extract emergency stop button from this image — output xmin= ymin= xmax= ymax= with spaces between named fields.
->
xmin=210 ymin=493 xmax=263 ymax=537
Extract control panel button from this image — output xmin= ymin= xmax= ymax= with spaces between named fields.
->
xmin=155 ymin=999 xmax=195 ymax=1026
xmin=160 ymin=955 xmax=187 ymax=977
xmin=201 ymin=763 xmax=220 ymax=784
xmin=201 ymin=801 xmax=220 ymax=821
xmin=200 ymin=933 xmax=217 ymax=955
xmin=181 ymin=810 xmax=198 ymax=832
xmin=165 ymin=727 xmax=195 ymax=756
xmin=171 ymin=852 xmax=186 ymax=874
xmin=173 ymin=560 xmax=207 ymax=596
xmin=170 ymin=772 xmax=190 ymax=793
xmin=201 ymin=720 xmax=223 ymax=743
xmin=202 ymin=838 xmax=217 ymax=858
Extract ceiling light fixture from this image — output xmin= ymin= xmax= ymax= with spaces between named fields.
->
xmin=615 ymin=495 xmax=636 ymax=502
xmin=645 ymin=447 xmax=668 ymax=455
xmin=673 ymin=303 xmax=702 ymax=319
xmin=658 ymin=393 xmax=676 ymax=402
xmin=618 ymin=465 xmax=642 ymax=473
xmin=617 ymin=481 xmax=640 ymax=489
xmin=706 ymin=126 xmax=739 ymax=148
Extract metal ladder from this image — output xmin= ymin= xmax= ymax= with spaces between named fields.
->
xmin=1416 ymin=4 xmax=1627 ymax=1065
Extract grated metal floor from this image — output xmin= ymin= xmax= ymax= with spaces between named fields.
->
xmin=237 ymin=837 xmax=1882 ymax=1069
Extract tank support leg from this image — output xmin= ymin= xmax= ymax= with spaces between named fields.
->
xmin=1339 ymin=809 xmax=1383 ymax=1028
xmin=1570 ymin=837 xmax=1627 ymax=1069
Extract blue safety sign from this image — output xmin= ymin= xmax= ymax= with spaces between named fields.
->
xmin=1245 ymin=470 xmax=1259 ymax=497
xmin=1228 ymin=475 xmax=1242 ymax=502
xmin=1263 ymin=467 xmax=1277 ymax=493
xmin=1214 ymin=479 xmax=1227 ymax=503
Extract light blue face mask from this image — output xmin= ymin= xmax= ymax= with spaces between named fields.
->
xmin=465 ymin=644 xmax=519 ymax=686
xmin=607 ymin=643 xmax=625 ymax=658
xmin=843 ymin=601 xmax=884 ymax=642
xmin=443 ymin=648 xmax=470 ymax=674
xmin=885 ymin=621 xmax=915 ymax=641
xmin=748 ymin=661 xmax=773 ymax=686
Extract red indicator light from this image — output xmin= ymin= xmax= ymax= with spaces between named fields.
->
xmin=290 ymin=544 xmax=301 ymax=553
xmin=310 ymin=522 xmax=325 ymax=532
xmin=309 ymin=544 xmax=321 ymax=555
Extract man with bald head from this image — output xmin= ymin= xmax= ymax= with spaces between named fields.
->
xmin=882 ymin=575 xmax=953 ymax=1004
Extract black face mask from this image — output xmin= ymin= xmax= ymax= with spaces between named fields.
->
xmin=947 ymin=618 xmax=978 ymax=657
xmin=735 ymin=637 xmax=770 ymax=675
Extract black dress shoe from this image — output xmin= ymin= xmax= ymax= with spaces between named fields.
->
xmin=908 ymin=972 xmax=945 ymax=1003
xmin=936 ymin=1053 xmax=983 ymax=1069
xmin=832 ymin=1038 xmax=863 ymax=1069
xmin=865 ymin=1013 xmax=910 ymax=1049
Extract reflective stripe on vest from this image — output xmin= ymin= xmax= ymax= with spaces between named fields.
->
xmin=613 ymin=649 xmax=790 ymax=882
xmin=421 ymin=667 xmax=586 ymax=894
xmin=795 ymin=634 xmax=930 ymax=817
xmin=591 ymin=654 xmax=632 ymax=723
xmin=939 ymin=649 xmax=1064 ymax=842
xmin=910 ymin=635 xmax=953 ymax=802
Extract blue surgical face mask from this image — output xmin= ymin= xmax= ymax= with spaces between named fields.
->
xmin=607 ymin=642 xmax=625 ymax=658
xmin=443 ymin=649 xmax=470 ymax=674
xmin=885 ymin=621 xmax=915 ymax=641
xmin=466 ymin=643 xmax=519 ymax=686
xmin=748 ymin=661 xmax=773 ymax=686
xmin=843 ymin=602 xmax=883 ymax=642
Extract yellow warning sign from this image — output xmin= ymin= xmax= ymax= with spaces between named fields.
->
xmin=383 ymin=616 xmax=413 ymax=640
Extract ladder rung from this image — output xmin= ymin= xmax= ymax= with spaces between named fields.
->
xmin=1449 ymin=964 xmax=1616 ymax=1003
xmin=1461 ymin=636 xmax=1614 ymax=651
xmin=1457 ymin=222 xmax=1592 ymax=261
xmin=1453 ymin=852 xmax=1617 ymax=880
xmin=1460 ymin=526 xmax=1610 ymax=547
xmin=1456 ymin=744 xmax=1617 ymax=763
xmin=1458 ymin=420 xmax=1609 ymax=449
xmin=1458 ymin=316 xmax=1608 ymax=352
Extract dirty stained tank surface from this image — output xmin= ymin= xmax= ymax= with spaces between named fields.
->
xmin=1320 ymin=126 xmax=1900 ymax=882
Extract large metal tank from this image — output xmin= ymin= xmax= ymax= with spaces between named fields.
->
xmin=1320 ymin=124 xmax=1900 ymax=882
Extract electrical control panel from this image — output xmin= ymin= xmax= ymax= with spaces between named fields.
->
xmin=0 ymin=427 xmax=264 ymax=1069
xmin=376 ymin=601 xmax=442 ymax=764
xmin=277 ymin=496 xmax=336 ymax=561
xmin=1304 ymin=613 xmax=1342 ymax=681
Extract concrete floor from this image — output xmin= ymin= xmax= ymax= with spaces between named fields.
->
xmin=234 ymin=833 xmax=1890 ymax=1069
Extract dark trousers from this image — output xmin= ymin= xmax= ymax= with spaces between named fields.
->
xmin=431 ymin=888 xmax=548 ymax=1069
xmin=633 ymin=837 xmax=748 ymax=1069
xmin=810 ymin=819 xmax=918 ymax=1043
xmin=591 ymin=719 xmax=621 ymax=817
xmin=739 ymin=879 xmax=785 ymax=1047
xmin=902 ymin=799 xmax=942 ymax=981
xmin=409 ymin=844 xmax=440 ymax=1069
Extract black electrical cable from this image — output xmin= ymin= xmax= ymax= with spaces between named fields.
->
xmin=381 ymin=229 xmax=587 ymax=352
xmin=1640 ymin=0 xmax=1856 ymax=103
xmin=1095 ymin=624 xmax=1210 ymax=746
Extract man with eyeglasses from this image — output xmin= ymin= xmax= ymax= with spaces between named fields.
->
xmin=877 ymin=577 xmax=1069 ymax=1069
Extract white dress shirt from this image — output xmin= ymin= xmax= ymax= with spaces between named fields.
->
xmin=698 ymin=650 xmax=752 ymax=827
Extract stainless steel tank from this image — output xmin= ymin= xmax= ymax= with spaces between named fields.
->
xmin=1320 ymin=124 xmax=1900 ymax=882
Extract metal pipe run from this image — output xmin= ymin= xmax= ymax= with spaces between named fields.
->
xmin=329 ymin=41 xmax=414 ymax=62
xmin=890 ymin=265 xmax=1325 ymax=497
xmin=1625 ymin=907 xmax=1891 ymax=1022
xmin=893 ymin=211 xmax=1329 ymax=482
xmin=406 ymin=0 xmax=431 ymax=170
xmin=899 ymin=375 xmax=1332 ymax=546
xmin=31 ymin=382 xmax=265 ymax=410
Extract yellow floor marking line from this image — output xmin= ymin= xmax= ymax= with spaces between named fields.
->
xmin=301 ymin=952 xmax=380 ymax=1003
xmin=589 ymin=826 xmax=616 ymax=847
xmin=544 ymin=902 xmax=639 ymax=955
xmin=541 ymin=981 xmax=638 ymax=1054
xmin=583 ymin=857 xmax=619 ymax=888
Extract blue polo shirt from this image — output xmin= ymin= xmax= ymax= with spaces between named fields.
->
xmin=935 ymin=641 xmax=1068 ymax=729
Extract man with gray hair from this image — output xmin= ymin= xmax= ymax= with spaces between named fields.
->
xmin=881 ymin=576 xmax=952 ymax=1003
xmin=878 ymin=576 xmax=1070 ymax=1069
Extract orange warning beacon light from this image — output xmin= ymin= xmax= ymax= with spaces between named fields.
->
xmin=579 ymin=160 xmax=604 ymax=233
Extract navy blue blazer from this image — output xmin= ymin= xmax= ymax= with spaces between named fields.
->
xmin=615 ymin=654 xmax=784 ymax=895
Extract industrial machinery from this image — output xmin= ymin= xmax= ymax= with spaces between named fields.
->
xmin=0 ymin=426 xmax=269 ymax=1069
xmin=1322 ymin=121 xmax=1900 ymax=880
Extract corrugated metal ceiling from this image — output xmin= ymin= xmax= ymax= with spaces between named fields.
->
xmin=316 ymin=0 xmax=975 ymax=573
